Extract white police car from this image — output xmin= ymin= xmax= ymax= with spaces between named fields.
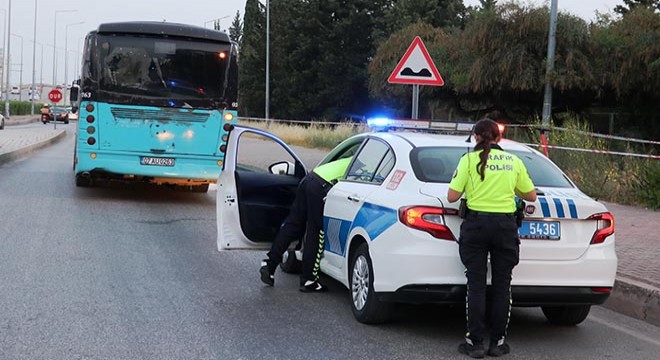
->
xmin=217 ymin=119 xmax=617 ymax=325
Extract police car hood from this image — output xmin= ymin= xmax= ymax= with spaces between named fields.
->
xmin=419 ymin=184 xmax=611 ymax=261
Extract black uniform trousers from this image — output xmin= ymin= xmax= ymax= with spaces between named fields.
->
xmin=458 ymin=211 xmax=520 ymax=345
xmin=267 ymin=172 xmax=331 ymax=283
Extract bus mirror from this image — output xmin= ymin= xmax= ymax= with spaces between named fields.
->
xmin=69 ymin=86 xmax=79 ymax=103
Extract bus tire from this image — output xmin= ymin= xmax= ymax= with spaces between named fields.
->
xmin=75 ymin=174 xmax=92 ymax=187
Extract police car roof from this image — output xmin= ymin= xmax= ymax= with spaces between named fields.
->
xmin=374 ymin=131 xmax=534 ymax=153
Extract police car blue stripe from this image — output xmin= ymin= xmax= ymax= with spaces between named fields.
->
xmin=323 ymin=216 xmax=352 ymax=256
xmin=567 ymin=199 xmax=578 ymax=219
xmin=352 ymin=203 xmax=398 ymax=242
xmin=538 ymin=197 xmax=551 ymax=217
xmin=553 ymin=198 xmax=565 ymax=218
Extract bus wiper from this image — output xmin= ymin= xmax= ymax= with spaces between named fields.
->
xmin=152 ymin=57 xmax=167 ymax=89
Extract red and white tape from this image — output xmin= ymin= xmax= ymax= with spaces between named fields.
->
xmin=508 ymin=124 xmax=660 ymax=146
xmin=524 ymin=143 xmax=660 ymax=159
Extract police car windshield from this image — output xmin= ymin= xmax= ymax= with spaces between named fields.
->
xmin=411 ymin=147 xmax=573 ymax=188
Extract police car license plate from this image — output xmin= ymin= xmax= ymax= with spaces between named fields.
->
xmin=519 ymin=221 xmax=560 ymax=240
xmin=140 ymin=156 xmax=175 ymax=167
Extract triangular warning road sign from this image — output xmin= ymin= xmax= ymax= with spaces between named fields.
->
xmin=388 ymin=36 xmax=444 ymax=86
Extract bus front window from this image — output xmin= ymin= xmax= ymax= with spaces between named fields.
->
xmin=96 ymin=34 xmax=234 ymax=109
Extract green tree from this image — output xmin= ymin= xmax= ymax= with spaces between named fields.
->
xmin=614 ymin=0 xmax=660 ymax=15
xmin=479 ymin=0 xmax=498 ymax=10
xmin=383 ymin=0 xmax=468 ymax=34
xmin=228 ymin=11 xmax=242 ymax=44
xmin=238 ymin=0 xmax=266 ymax=117
xmin=264 ymin=0 xmax=390 ymax=120
xmin=591 ymin=6 xmax=660 ymax=135
xmin=446 ymin=3 xmax=595 ymax=117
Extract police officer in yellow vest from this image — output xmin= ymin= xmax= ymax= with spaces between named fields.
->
xmin=447 ymin=119 xmax=536 ymax=358
xmin=260 ymin=156 xmax=353 ymax=292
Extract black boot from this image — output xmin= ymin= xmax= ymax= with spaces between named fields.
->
xmin=259 ymin=259 xmax=276 ymax=286
xmin=458 ymin=341 xmax=485 ymax=359
xmin=487 ymin=341 xmax=510 ymax=357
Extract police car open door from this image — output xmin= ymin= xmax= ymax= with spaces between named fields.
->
xmin=216 ymin=126 xmax=308 ymax=250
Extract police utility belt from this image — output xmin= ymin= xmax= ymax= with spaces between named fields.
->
xmin=459 ymin=198 xmax=525 ymax=227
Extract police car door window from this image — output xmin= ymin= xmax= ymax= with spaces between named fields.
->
xmin=346 ymin=139 xmax=389 ymax=183
xmin=235 ymin=131 xmax=296 ymax=174
xmin=373 ymin=150 xmax=395 ymax=185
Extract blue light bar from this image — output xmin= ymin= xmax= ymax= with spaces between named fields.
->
xmin=367 ymin=117 xmax=391 ymax=127
xmin=366 ymin=117 xmax=475 ymax=133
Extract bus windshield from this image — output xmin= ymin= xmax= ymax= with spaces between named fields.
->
xmin=95 ymin=34 xmax=234 ymax=109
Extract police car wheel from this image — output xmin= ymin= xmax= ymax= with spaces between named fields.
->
xmin=280 ymin=249 xmax=302 ymax=274
xmin=349 ymin=243 xmax=392 ymax=324
xmin=541 ymin=305 xmax=591 ymax=326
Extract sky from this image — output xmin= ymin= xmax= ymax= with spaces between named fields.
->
xmin=2 ymin=0 xmax=623 ymax=88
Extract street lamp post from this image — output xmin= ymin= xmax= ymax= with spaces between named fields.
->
xmin=265 ymin=0 xmax=270 ymax=126
xmin=542 ymin=0 xmax=558 ymax=126
xmin=0 ymin=8 xmax=6 ymax=97
xmin=64 ymin=21 xmax=84 ymax=106
xmin=52 ymin=10 xmax=75 ymax=89
xmin=31 ymin=0 xmax=38 ymax=114
xmin=10 ymin=33 xmax=22 ymax=101
xmin=29 ymin=40 xmax=44 ymax=100
xmin=3 ymin=0 xmax=11 ymax=118
xmin=52 ymin=10 xmax=75 ymax=129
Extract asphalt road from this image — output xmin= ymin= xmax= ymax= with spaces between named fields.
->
xmin=0 ymin=123 xmax=658 ymax=360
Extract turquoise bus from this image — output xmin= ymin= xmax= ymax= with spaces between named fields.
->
xmin=71 ymin=22 xmax=238 ymax=192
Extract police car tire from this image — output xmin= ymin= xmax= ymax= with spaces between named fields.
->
xmin=349 ymin=243 xmax=392 ymax=324
xmin=541 ymin=305 xmax=591 ymax=326
xmin=280 ymin=249 xmax=302 ymax=274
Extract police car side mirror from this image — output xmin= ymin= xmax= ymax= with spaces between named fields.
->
xmin=269 ymin=161 xmax=295 ymax=176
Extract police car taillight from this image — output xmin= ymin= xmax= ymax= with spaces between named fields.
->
xmin=398 ymin=206 xmax=456 ymax=241
xmin=587 ymin=212 xmax=615 ymax=244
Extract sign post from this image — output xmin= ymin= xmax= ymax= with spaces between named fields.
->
xmin=388 ymin=36 xmax=444 ymax=119
xmin=48 ymin=88 xmax=63 ymax=130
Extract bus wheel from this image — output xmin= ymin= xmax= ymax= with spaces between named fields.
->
xmin=75 ymin=174 xmax=92 ymax=187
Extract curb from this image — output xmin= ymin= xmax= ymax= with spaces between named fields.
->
xmin=0 ymin=130 xmax=67 ymax=166
xmin=5 ymin=116 xmax=40 ymax=126
xmin=602 ymin=276 xmax=660 ymax=327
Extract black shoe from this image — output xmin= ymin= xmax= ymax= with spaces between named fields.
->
xmin=259 ymin=260 xmax=275 ymax=286
xmin=299 ymin=280 xmax=327 ymax=293
xmin=487 ymin=342 xmax=510 ymax=357
xmin=458 ymin=342 xmax=485 ymax=359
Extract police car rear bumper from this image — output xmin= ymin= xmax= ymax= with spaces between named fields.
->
xmin=376 ymin=285 xmax=611 ymax=306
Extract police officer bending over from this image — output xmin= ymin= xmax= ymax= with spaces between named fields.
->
xmin=260 ymin=156 xmax=352 ymax=292
xmin=447 ymin=119 xmax=537 ymax=358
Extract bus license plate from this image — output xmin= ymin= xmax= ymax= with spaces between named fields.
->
xmin=519 ymin=221 xmax=560 ymax=240
xmin=140 ymin=156 xmax=175 ymax=167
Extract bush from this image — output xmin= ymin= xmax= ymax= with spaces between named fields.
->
xmin=507 ymin=115 xmax=654 ymax=205
xmin=1 ymin=101 xmax=45 ymax=116
xmin=635 ymin=162 xmax=660 ymax=209
xmin=237 ymin=119 xmax=366 ymax=150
